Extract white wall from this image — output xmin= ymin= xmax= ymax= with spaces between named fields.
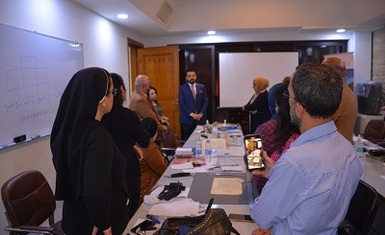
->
xmin=0 ymin=0 xmax=143 ymax=231
xmin=352 ymin=31 xmax=373 ymax=84
xmin=144 ymin=30 xmax=372 ymax=86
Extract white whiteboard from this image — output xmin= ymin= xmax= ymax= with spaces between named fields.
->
xmin=219 ymin=52 xmax=298 ymax=108
xmin=0 ymin=24 xmax=83 ymax=148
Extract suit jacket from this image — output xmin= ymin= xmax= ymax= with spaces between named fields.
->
xmin=129 ymin=89 xmax=164 ymax=130
xmin=332 ymin=83 xmax=358 ymax=144
xmin=178 ymin=82 xmax=208 ymax=125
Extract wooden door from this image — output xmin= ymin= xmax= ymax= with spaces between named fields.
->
xmin=135 ymin=46 xmax=181 ymax=138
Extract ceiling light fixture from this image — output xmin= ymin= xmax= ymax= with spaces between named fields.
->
xmin=336 ymin=28 xmax=346 ymax=33
xmin=207 ymin=30 xmax=216 ymax=35
xmin=117 ymin=14 xmax=128 ymax=19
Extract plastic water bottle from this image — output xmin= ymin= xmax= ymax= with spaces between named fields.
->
xmin=355 ymin=134 xmax=365 ymax=158
xmin=205 ymin=140 xmax=212 ymax=164
xmin=195 ymin=141 xmax=202 ymax=156
xmin=210 ymin=149 xmax=218 ymax=165
xmin=205 ymin=140 xmax=212 ymax=156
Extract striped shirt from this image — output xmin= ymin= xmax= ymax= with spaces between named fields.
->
xmin=251 ymin=121 xmax=363 ymax=235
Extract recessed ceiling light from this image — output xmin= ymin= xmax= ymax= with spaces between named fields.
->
xmin=117 ymin=14 xmax=128 ymax=19
xmin=336 ymin=28 xmax=346 ymax=33
xmin=207 ymin=30 xmax=216 ymax=35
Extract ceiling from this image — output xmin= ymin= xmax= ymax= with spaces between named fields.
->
xmin=71 ymin=0 xmax=385 ymax=37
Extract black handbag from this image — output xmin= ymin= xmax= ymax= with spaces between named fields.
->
xmin=154 ymin=208 xmax=240 ymax=235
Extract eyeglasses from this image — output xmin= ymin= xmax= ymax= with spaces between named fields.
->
xmin=107 ymin=88 xmax=118 ymax=96
xmin=283 ymin=91 xmax=305 ymax=108
xmin=283 ymin=91 xmax=296 ymax=101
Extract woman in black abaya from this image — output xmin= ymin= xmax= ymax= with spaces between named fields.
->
xmin=50 ymin=67 xmax=130 ymax=235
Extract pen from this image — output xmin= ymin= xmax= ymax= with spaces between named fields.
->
xmin=208 ymin=166 xmax=221 ymax=171
xmin=146 ymin=214 xmax=161 ymax=224
xmin=0 ymin=142 xmax=16 ymax=150
xmin=31 ymin=135 xmax=41 ymax=139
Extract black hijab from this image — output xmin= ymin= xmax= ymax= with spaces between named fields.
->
xmin=50 ymin=67 xmax=110 ymax=200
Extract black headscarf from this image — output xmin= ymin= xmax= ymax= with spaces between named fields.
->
xmin=141 ymin=117 xmax=158 ymax=137
xmin=102 ymin=73 xmax=126 ymax=133
xmin=50 ymin=67 xmax=110 ymax=200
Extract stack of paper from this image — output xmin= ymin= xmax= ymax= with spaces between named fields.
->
xmin=175 ymin=147 xmax=194 ymax=155
xmin=148 ymin=198 xmax=199 ymax=216
xmin=211 ymin=178 xmax=243 ymax=195
xmin=202 ymin=138 xmax=226 ymax=150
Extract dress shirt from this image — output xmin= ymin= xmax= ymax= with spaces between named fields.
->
xmin=190 ymin=83 xmax=196 ymax=100
xmin=251 ymin=121 xmax=363 ymax=235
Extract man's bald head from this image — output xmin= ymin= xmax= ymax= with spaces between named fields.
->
xmin=321 ymin=57 xmax=346 ymax=78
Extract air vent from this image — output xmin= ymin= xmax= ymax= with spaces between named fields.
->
xmin=155 ymin=1 xmax=174 ymax=28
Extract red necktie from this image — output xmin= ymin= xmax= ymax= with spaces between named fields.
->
xmin=191 ymin=84 xmax=196 ymax=100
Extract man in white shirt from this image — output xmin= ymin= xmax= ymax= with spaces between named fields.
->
xmin=251 ymin=63 xmax=363 ymax=235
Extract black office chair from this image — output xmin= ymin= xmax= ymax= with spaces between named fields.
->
xmin=159 ymin=124 xmax=185 ymax=165
xmin=338 ymin=180 xmax=379 ymax=235
xmin=1 ymin=170 xmax=63 ymax=235
xmin=363 ymin=120 xmax=385 ymax=144
xmin=161 ymin=147 xmax=177 ymax=165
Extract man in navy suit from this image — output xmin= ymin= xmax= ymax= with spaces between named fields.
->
xmin=178 ymin=69 xmax=209 ymax=140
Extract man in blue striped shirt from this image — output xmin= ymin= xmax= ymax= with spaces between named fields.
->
xmin=251 ymin=63 xmax=363 ymax=235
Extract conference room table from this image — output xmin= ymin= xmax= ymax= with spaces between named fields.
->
xmin=123 ymin=124 xmax=258 ymax=234
xmin=122 ymin=129 xmax=385 ymax=235
xmin=356 ymin=138 xmax=385 ymax=234
xmin=358 ymin=139 xmax=385 ymax=198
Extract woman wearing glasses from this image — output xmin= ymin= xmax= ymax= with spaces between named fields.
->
xmin=102 ymin=73 xmax=150 ymax=218
xmin=51 ymin=67 xmax=130 ymax=235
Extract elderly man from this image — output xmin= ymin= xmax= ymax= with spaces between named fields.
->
xmin=322 ymin=57 xmax=358 ymax=144
xmin=129 ymin=75 xmax=167 ymax=132
xmin=251 ymin=63 xmax=362 ymax=235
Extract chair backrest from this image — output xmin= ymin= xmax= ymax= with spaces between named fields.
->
xmin=363 ymin=119 xmax=385 ymax=142
xmin=345 ymin=180 xmax=379 ymax=234
xmin=1 ymin=170 xmax=56 ymax=227
xmin=160 ymin=124 xmax=182 ymax=148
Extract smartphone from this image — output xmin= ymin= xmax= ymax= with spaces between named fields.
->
xmin=131 ymin=219 xmax=156 ymax=233
xmin=247 ymin=152 xmax=265 ymax=171
xmin=228 ymin=213 xmax=254 ymax=223
xmin=244 ymin=134 xmax=265 ymax=171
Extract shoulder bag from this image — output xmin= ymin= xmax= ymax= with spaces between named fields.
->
xmin=154 ymin=207 xmax=240 ymax=235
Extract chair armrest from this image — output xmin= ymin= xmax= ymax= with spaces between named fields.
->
xmin=5 ymin=225 xmax=55 ymax=235
xmin=161 ymin=147 xmax=176 ymax=156
xmin=338 ymin=222 xmax=359 ymax=235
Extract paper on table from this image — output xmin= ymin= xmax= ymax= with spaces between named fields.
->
xmin=221 ymin=165 xmax=243 ymax=172
xmin=172 ymin=157 xmax=207 ymax=166
xmin=148 ymin=198 xmax=200 ymax=216
xmin=211 ymin=178 xmax=243 ymax=195
xmin=175 ymin=147 xmax=194 ymax=155
xmin=202 ymin=138 xmax=226 ymax=150
xmin=170 ymin=162 xmax=194 ymax=170
xmin=183 ymin=167 xmax=211 ymax=173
